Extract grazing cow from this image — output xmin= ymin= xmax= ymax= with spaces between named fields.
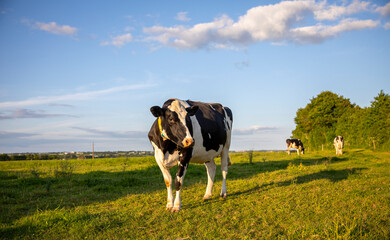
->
xmin=334 ymin=136 xmax=344 ymax=155
xmin=148 ymin=98 xmax=233 ymax=212
xmin=286 ymin=138 xmax=305 ymax=155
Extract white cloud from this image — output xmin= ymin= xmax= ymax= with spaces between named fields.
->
xmin=101 ymin=33 xmax=133 ymax=47
xmin=144 ymin=15 xmax=234 ymax=50
xmin=33 ymin=21 xmax=78 ymax=35
xmin=218 ymin=1 xmax=313 ymax=44
xmin=0 ymin=108 xmax=77 ymax=119
xmin=233 ymin=126 xmax=278 ymax=135
xmin=142 ymin=0 xmax=380 ymax=50
xmin=72 ymin=127 xmax=146 ymax=139
xmin=291 ymin=18 xmax=379 ymax=44
xmin=314 ymin=0 xmax=371 ymax=21
xmin=175 ymin=12 xmax=191 ymax=22
xmin=0 ymin=83 xmax=155 ymax=109
xmin=234 ymin=61 xmax=251 ymax=69
xmin=385 ymin=22 xmax=390 ymax=30
xmin=376 ymin=2 xmax=390 ymax=17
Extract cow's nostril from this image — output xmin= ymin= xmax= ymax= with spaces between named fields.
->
xmin=183 ymin=138 xmax=194 ymax=147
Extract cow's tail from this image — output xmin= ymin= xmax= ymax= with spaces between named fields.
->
xmin=223 ymin=106 xmax=233 ymax=167
xmin=223 ymin=107 xmax=233 ymax=123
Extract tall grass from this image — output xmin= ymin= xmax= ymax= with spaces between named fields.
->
xmin=0 ymin=150 xmax=389 ymax=239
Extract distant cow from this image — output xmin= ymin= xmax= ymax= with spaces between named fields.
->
xmin=148 ymin=98 xmax=233 ymax=212
xmin=334 ymin=136 xmax=344 ymax=155
xmin=286 ymin=139 xmax=305 ymax=155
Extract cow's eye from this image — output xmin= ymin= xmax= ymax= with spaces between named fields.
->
xmin=168 ymin=118 xmax=176 ymax=125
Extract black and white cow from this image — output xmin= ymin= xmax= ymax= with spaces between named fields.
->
xmin=334 ymin=136 xmax=344 ymax=155
xmin=286 ymin=138 xmax=305 ymax=155
xmin=148 ymin=98 xmax=233 ymax=212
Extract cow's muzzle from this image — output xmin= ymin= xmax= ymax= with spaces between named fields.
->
xmin=182 ymin=138 xmax=194 ymax=148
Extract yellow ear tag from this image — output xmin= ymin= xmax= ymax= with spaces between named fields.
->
xmin=158 ymin=117 xmax=168 ymax=140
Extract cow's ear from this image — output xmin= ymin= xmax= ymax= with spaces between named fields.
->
xmin=150 ymin=106 xmax=163 ymax=117
xmin=186 ymin=106 xmax=198 ymax=116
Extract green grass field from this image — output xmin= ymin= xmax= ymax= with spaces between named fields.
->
xmin=1 ymin=149 xmax=389 ymax=239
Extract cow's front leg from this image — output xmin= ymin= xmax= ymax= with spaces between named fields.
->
xmin=172 ymin=148 xmax=192 ymax=212
xmin=152 ymin=143 xmax=174 ymax=210
xmin=157 ymin=163 xmax=174 ymax=210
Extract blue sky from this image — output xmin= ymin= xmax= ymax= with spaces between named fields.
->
xmin=0 ymin=0 xmax=389 ymax=153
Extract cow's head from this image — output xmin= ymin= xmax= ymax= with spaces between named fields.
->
xmin=150 ymin=99 xmax=198 ymax=148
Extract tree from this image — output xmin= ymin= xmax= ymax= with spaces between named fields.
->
xmin=0 ymin=154 xmax=11 ymax=161
xmin=335 ymin=105 xmax=367 ymax=148
xmin=292 ymin=90 xmax=390 ymax=151
xmin=292 ymin=91 xmax=354 ymax=150
xmin=364 ymin=90 xmax=390 ymax=150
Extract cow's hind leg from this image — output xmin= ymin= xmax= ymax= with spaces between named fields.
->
xmin=203 ymin=160 xmax=216 ymax=200
xmin=220 ymin=147 xmax=230 ymax=198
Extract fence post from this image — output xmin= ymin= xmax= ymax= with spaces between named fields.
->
xmin=248 ymin=150 xmax=253 ymax=164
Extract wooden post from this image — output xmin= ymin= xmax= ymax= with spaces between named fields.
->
xmin=248 ymin=150 xmax=253 ymax=164
xmin=322 ymin=144 xmax=324 ymax=151
xmin=373 ymin=139 xmax=376 ymax=150
xmin=92 ymin=142 xmax=95 ymax=160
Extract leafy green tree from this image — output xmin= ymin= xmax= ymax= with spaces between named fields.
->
xmin=335 ymin=106 xmax=367 ymax=148
xmin=364 ymin=90 xmax=390 ymax=150
xmin=293 ymin=90 xmax=390 ymax=151
xmin=0 ymin=154 xmax=11 ymax=161
xmin=11 ymin=155 xmax=27 ymax=161
xmin=292 ymin=91 xmax=354 ymax=151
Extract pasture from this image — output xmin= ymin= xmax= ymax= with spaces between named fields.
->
xmin=1 ymin=149 xmax=389 ymax=239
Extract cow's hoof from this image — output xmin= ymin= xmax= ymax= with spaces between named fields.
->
xmin=171 ymin=207 xmax=181 ymax=212
xmin=220 ymin=193 xmax=227 ymax=199
xmin=203 ymin=194 xmax=212 ymax=200
xmin=166 ymin=203 xmax=173 ymax=211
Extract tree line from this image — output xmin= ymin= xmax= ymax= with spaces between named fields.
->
xmin=292 ymin=90 xmax=390 ymax=151
xmin=0 ymin=151 xmax=154 ymax=161
xmin=0 ymin=153 xmax=75 ymax=161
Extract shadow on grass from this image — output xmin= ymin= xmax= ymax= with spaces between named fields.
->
xmin=0 ymin=154 xmax=350 ymax=225
xmin=226 ymin=155 xmax=348 ymax=180
xmin=230 ymin=167 xmax=367 ymax=198
xmin=184 ymin=167 xmax=367 ymax=210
